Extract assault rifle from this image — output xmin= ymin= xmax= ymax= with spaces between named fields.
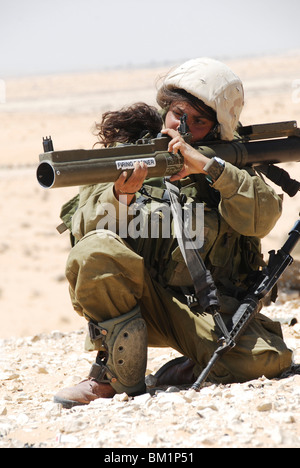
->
xmin=191 ymin=218 xmax=300 ymax=390
xmin=37 ymin=121 xmax=300 ymax=197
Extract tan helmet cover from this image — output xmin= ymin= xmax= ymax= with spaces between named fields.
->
xmin=159 ymin=57 xmax=244 ymax=141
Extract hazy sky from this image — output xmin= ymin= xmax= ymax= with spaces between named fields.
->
xmin=1 ymin=0 xmax=300 ymax=77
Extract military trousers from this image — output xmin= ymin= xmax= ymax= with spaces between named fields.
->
xmin=65 ymin=229 xmax=293 ymax=384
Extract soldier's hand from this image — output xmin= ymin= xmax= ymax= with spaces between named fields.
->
xmin=114 ymin=161 xmax=148 ymax=205
xmin=161 ymin=128 xmax=210 ymax=181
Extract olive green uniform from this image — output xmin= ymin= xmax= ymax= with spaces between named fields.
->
xmin=64 ymin=162 xmax=292 ymax=384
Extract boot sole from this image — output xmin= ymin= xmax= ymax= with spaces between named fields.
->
xmin=53 ymin=395 xmax=89 ymax=409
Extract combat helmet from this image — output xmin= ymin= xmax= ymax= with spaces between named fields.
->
xmin=158 ymin=57 xmax=244 ymax=141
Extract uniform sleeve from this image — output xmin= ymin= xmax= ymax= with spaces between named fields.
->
xmin=211 ymin=162 xmax=282 ymax=238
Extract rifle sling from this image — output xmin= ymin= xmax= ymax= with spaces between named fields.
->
xmin=164 ymin=179 xmax=230 ymax=341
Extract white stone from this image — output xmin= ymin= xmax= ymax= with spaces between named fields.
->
xmin=135 ymin=432 xmax=155 ymax=446
xmin=132 ymin=393 xmax=152 ymax=405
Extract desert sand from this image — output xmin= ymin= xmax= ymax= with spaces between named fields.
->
xmin=0 ymin=53 xmax=300 ymax=448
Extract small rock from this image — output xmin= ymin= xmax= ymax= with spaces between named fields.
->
xmin=31 ymin=334 xmax=42 ymax=342
xmin=182 ymin=389 xmax=198 ymax=402
xmin=199 ymin=436 xmax=214 ymax=446
xmin=0 ymin=406 xmax=7 ymax=416
xmin=165 ymin=386 xmax=180 ymax=393
xmin=145 ymin=374 xmax=158 ymax=387
xmin=256 ymin=401 xmax=273 ymax=412
xmin=113 ymin=392 xmax=130 ymax=402
xmin=0 ymin=372 xmax=20 ymax=381
xmin=135 ymin=432 xmax=154 ymax=446
xmin=132 ymin=393 xmax=152 ymax=405
xmin=37 ymin=366 xmax=49 ymax=374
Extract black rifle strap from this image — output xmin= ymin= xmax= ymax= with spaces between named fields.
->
xmin=164 ymin=179 xmax=230 ymax=340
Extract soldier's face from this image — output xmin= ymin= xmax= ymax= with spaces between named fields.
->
xmin=165 ymin=102 xmax=215 ymax=142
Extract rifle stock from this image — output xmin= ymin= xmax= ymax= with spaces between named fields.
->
xmin=36 ymin=121 xmax=300 ymax=196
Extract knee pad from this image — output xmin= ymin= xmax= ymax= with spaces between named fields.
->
xmin=88 ymin=306 xmax=147 ymax=395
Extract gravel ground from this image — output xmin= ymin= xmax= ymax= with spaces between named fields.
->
xmin=0 ymin=293 xmax=299 ymax=449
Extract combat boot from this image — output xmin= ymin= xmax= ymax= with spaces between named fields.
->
xmin=54 ymin=351 xmax=116 ymax=408
xmin=145 ymin=356 xmax=195 ymax=387
xmin=54 ymin=306 xmax=148 ymax=408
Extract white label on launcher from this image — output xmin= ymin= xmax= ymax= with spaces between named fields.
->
xmin=116 ymin=158 xmax=156 ymax=170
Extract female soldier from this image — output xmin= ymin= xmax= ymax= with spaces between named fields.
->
xmin=54 ymin=58 xmax=292 ymax=408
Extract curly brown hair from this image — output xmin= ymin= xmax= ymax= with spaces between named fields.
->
xmin=93 ymin=102 xmax=163 ymax=147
